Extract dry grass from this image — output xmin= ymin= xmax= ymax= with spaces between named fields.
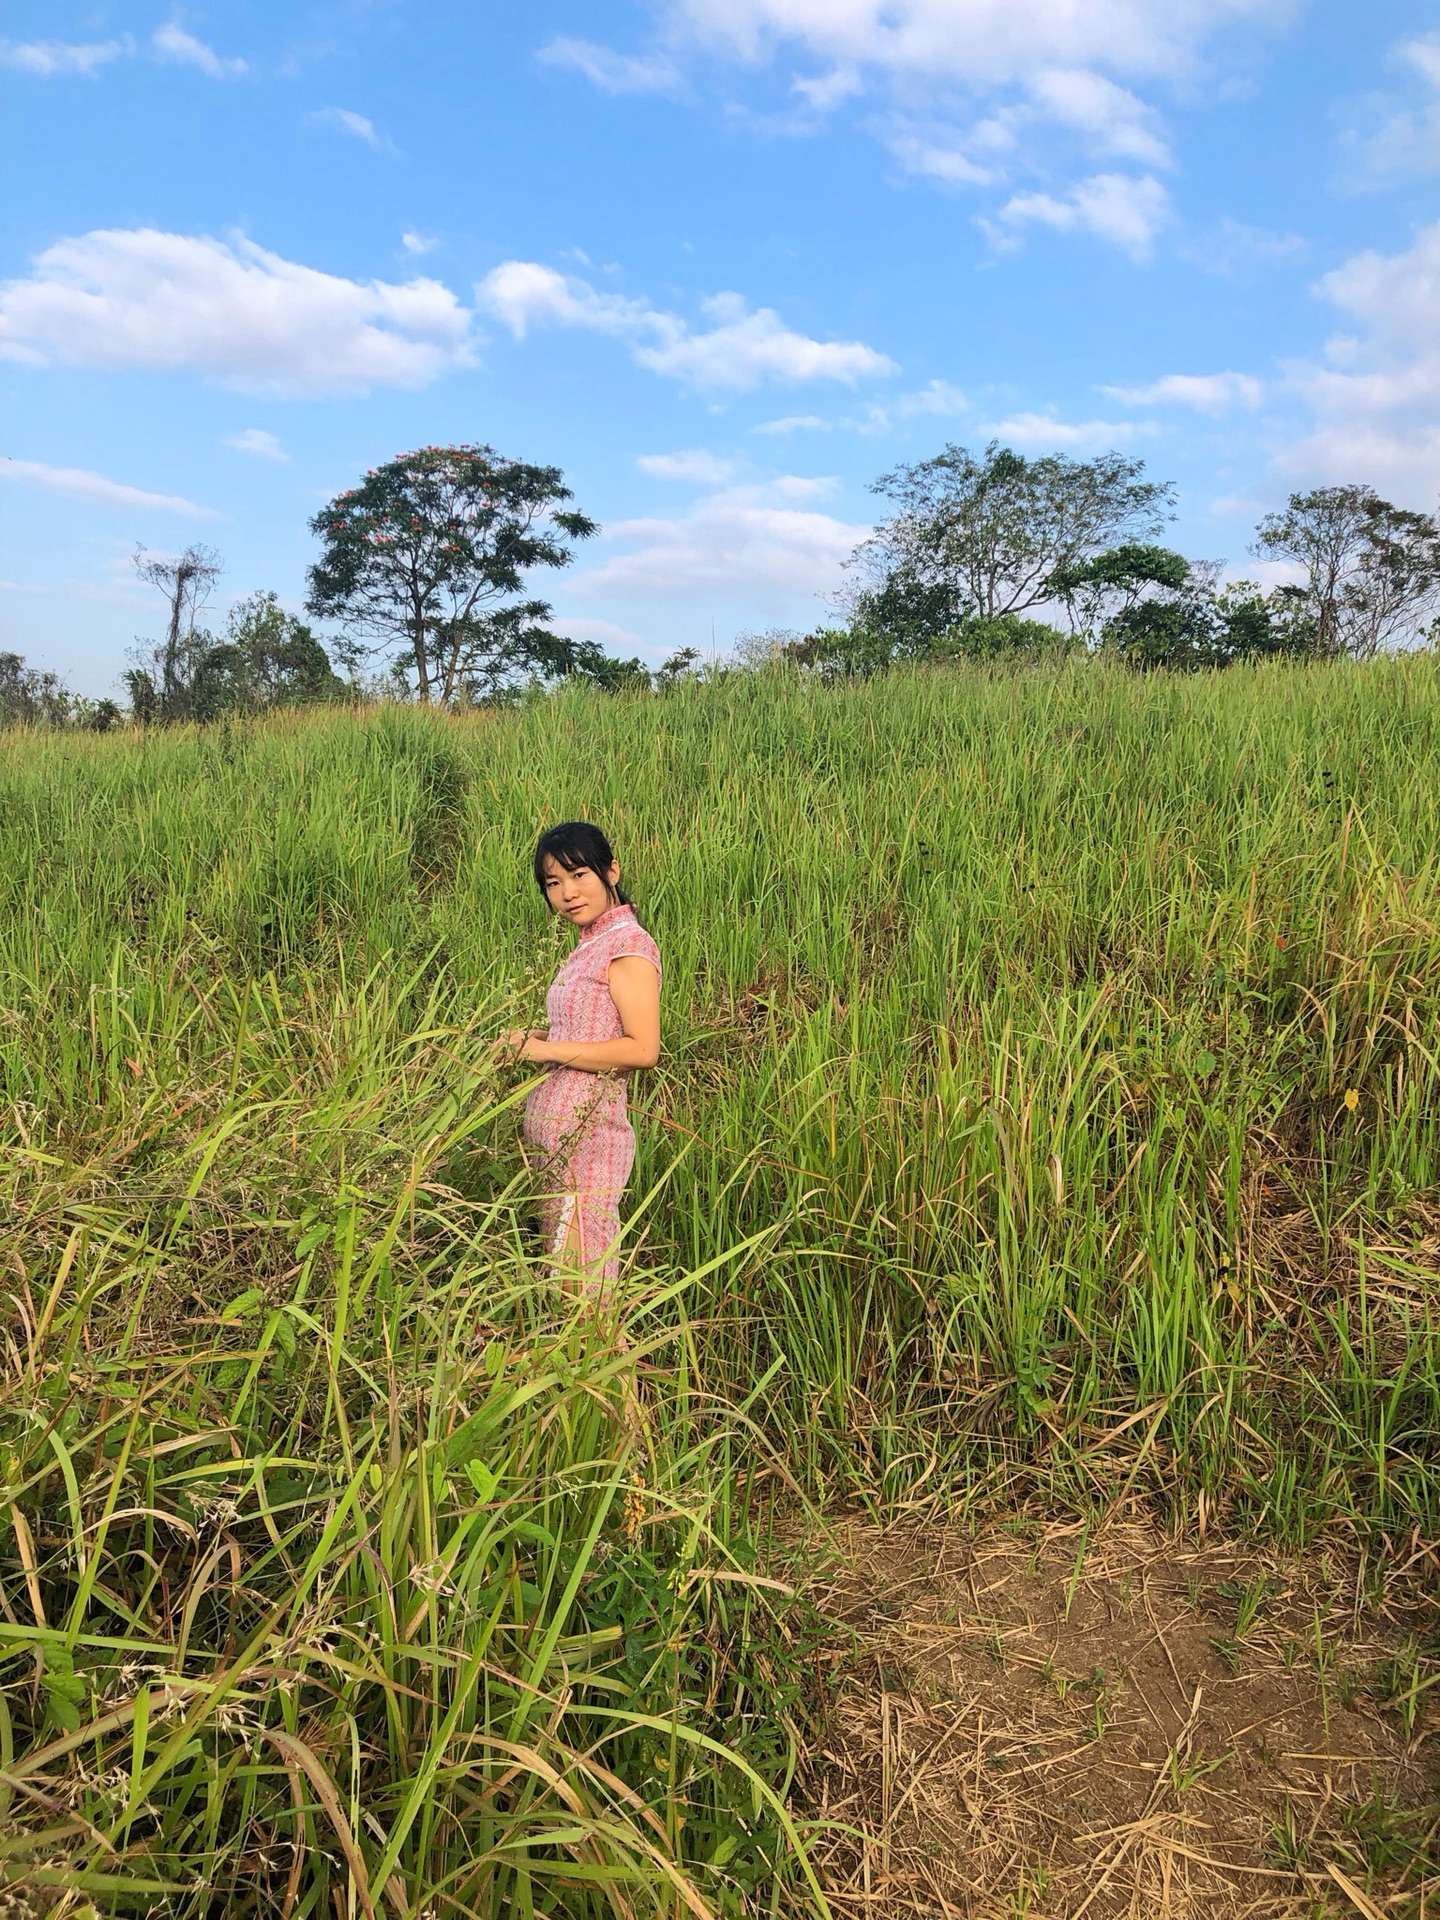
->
xmin=793 ymin=1514 xmax=1440 ymax=1918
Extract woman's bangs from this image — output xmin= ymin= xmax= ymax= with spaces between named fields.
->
xmin=537 ymin=836 xmax=592 ymax=875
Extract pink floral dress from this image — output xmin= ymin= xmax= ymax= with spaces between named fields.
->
xmin=522 ymin=903 xmax=662 ymax=1284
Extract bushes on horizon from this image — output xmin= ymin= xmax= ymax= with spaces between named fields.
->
xmin=1102 ymin=578 xmax=1320 ymax=670
xmin=1054 ymin=546 xmax=1323 ymax=671
xmin=0 ymin=650 xmax=122 ymax=730
xmin=784 ymin=611 xmax=1076 ymax=679
xmin=128 ymin=589 xmax=349 ymax=723
xmin=833 ymin=443 xmax=1440 ymax=679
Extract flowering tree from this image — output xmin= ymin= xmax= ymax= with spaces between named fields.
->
xmin=306 ymin=444 xmax=600 ymax=703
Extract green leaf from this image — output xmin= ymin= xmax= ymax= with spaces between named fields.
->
xmin=220 ymin=1287 xmax=267 ymax=1323
xmin=465 ymin=1461 xmax=500 ymax=1502
xmin=445 ymin=1390 xmax=516 ymax=1467
xmin=295 ymin=1223 xmax=330 ymax=1257
xmin=272 ymin=1313 xmax=297 ymax=1359
xmin=1194 ymin=1050 xmax=1216 ymax=1078
xmin=42 ymin=1646 xmax=86 ymax=1733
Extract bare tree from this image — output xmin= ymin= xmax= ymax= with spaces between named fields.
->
xmin=131 ymin=545 xmax=224 ymax=719
xmin=1253 ymin=486 xmax=1440 ymax=659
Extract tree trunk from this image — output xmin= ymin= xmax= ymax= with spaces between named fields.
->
xmin=412 ymin=602 xmax=431 ymax=702
xmin=162 ymin=565 xmax=188 ymax=714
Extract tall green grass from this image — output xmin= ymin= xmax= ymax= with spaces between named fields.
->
xmin=3 ymin=658 xmax=1440 ymax=1909
xmin=1 ymin=932 xmax=821 ymax=1913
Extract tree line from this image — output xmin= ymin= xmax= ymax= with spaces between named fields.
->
xmin=5 ymin=439 xmax=1440 ymax=727
xmin=799 ymin=444 xmax=1440 ymax=677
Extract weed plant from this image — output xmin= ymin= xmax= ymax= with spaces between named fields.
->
xmin=3 ymin=658 xmax=1439 ymax=1910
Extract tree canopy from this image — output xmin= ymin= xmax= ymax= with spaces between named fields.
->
xmin=850 ymin=442 xmax=1175 ymax=653
xmin=1048 ymin=542 xmax=1193 ymax=635
xmin=199 ymin=593 xmax=347 ymax=713
xmin=1253 ymin=485 xmax=1440 ymax=659
xmin=305 ymin=444 xmax=612 ymax=704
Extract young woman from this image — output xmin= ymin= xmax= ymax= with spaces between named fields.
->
xmin=505 ymin=822 xmax=662 ymax=1292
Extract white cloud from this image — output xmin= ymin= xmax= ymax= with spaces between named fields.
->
xmin=661 ymin=0 xmax=1290 ymax=86
xmin=572 ymin=480 xmax=869 ymax=602
xmin=751 ymin=413 xmax=833 ymax=434
xmin=476 ymin=260 xmax=648 ymax=337
xmin=1352 ymin=34 xmax=1440 ymax=178
xmin=1247 ymin=557 xmax=1308 ymax=591
xmin=1279 ymin=222 xmax=1440 ymax=503
xmin=751 ymin=379 xmax=966 ymax=438
xmin=401 ymin=231 xmax=438 ymax=255
xmin=1026 ymin=67 xmax=1169 ymax=166
xmin=538 ymin=36 xmax=683 ymax=95
xmin=886 ymin=69 xmax=1164 ymax=192
xmin=898 ymin=378 xmax=968 ymax=417
xmin=153 ymin=24 xmax=246 ymax=78
xmin=645 ymin=292 xmax=893 ymax=387
xmin=0 ymin=37 xmax=129 ymax=75
xmin=476 ymin=260 xmax=893 ymax=390
xmin=1 ymin=457 xmax=215 ymax=518
xmin=551 ymin=615 xmax=648 ymax=653
xmin=224 ymin=428 xmax=289 ymax=462
xmin=556 ymin=4 xmax=1289 ymax=236
xmin=1181 ymin=217 xmax=1306 ymax=276
xmin=980 ymin=411 xmax=1149 ymax=451
xmin=638 ymin=449 xmax=738 ymax=484
xmin=987 ymin=172 xmax=1170 ymax=258
xmin=856 ymin=377 xmax=970 ymax=435
xmin=890 ymin=132 xmax=996 ymax=187
xmin=1105 ymin=371 xmax=1263 ymax=413
xmin=1208 ymin=492 xmax=1266 ymax=521
xmin=0 ymin=228 xmax=478 ymax=398
xmin=792 ymin=67 xmax=862 ymax=111
xmin=308 ymin=107 xmax=383 ymax=147
xmin=768 ymin=473 xmax=840 ymax=501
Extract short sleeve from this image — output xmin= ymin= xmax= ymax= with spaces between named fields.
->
xmin=605 ymin=928 xmax=662 ymax=987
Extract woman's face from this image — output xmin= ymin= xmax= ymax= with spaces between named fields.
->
xmin=540 ymin=853 xmax=621 ymax=929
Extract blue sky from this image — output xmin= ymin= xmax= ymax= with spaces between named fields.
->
xmin=4 ymin=0 xmax=1440 ymax=693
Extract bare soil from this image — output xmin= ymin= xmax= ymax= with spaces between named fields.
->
xmin=791 ymin=1513 xmax=1440 ymax=1918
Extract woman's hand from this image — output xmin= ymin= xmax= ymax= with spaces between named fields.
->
xmin=497 ymin=1028 xmax=548 ymax=1063
xmin=498 ymin=959 xmax=659 ymax=1074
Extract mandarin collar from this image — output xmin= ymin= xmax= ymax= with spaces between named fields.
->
xmin=578 ymin=902 xmax=636 ymax=943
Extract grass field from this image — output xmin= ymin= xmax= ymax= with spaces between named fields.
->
xmin=3 ymin=657 xmax=1439 ymax=1915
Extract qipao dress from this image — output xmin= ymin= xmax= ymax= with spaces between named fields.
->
xmin=522 ymin=903 xmax=662 ymax=1283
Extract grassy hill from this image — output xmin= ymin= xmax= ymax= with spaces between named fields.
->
xmin=3 ymin=657 xmax=1438 ymax=1914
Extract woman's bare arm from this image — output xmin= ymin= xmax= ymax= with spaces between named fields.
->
xmin=508 ymin=955 xmax=660 ymax=1071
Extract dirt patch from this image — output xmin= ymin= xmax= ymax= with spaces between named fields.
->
xmin=793 ymin=1514 xmax=1440 ymax=1917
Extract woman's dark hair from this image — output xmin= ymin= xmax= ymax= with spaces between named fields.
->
xmin=533 ymin=821 xmax=632 ymax=909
